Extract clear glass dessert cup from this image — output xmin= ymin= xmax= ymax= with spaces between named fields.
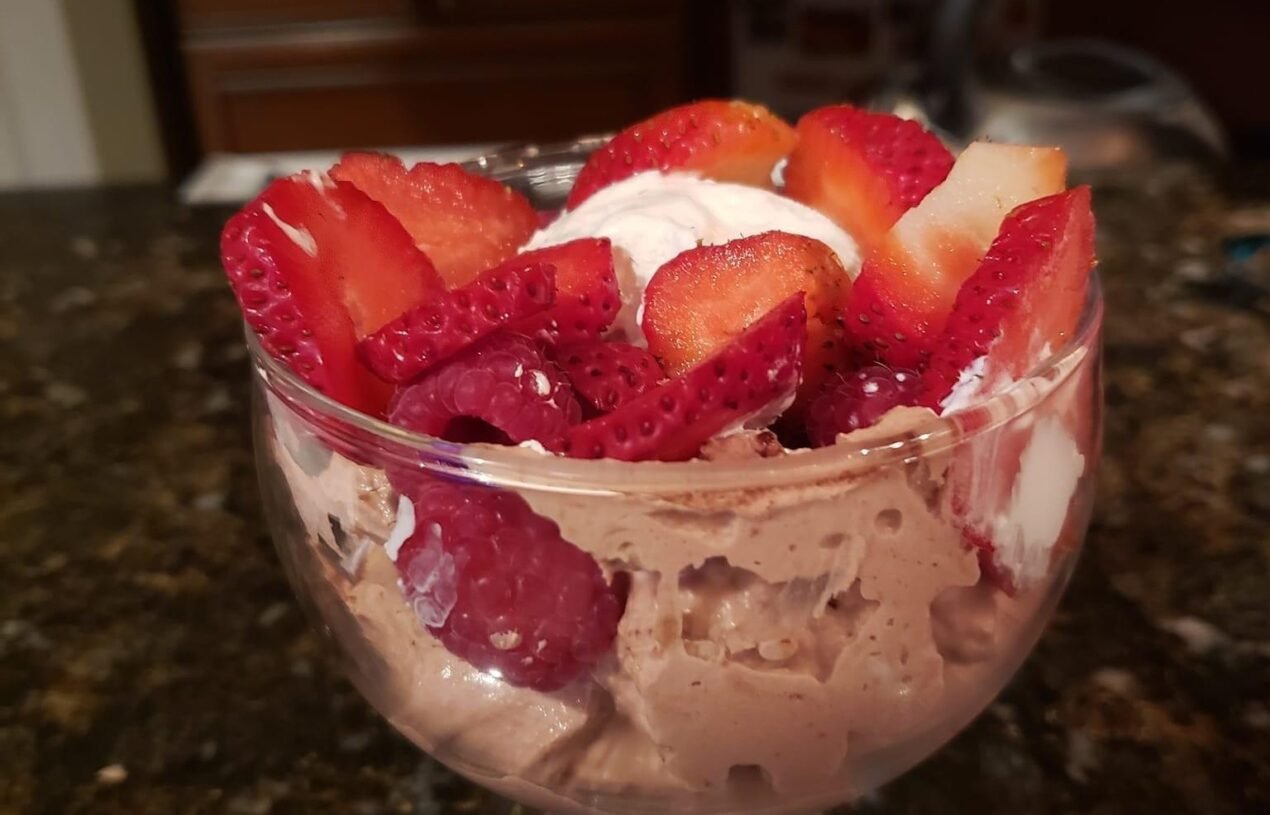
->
xmin=249 ymin=141 xmax=1104 ymax=815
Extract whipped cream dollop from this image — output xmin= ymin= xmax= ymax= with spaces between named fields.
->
xmin=991 ymin=417 xmax=1085 ymax=585
xmin=524 ymin=172 xmax=862 ymax=343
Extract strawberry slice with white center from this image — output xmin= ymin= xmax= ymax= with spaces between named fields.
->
xmin=643 ymin=231 xmax=851 ymax=408
xmin=918 ymin=186 xmax=1096 ymax=409
xmin=845 ymin=142 xmax=1068 ymax=369
xmin=917 ymin=187 xmax=1096 ymax=594
xmin=219 ymin=172 xmax=442 ymax=415
xmin=332 ymin=152 xmax=539 ymax=287
xmin=567 ymin=100 xmax=797 ymax=209
xmin=557 ymin=294 xmax=806 ymax=461
xmin=507 ymin=238 xmax=622 ymax=345
xmin=784 ymin=105 xmax=954 ymax=254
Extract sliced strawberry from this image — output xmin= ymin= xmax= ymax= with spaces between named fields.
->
xmin=508 ymin=238 xmax=621 ymax=345
xmin=643 ymin=231 xmax=851 ymax=405
xmin=844 ymin=142 xmax=1068 ymax=369
xmin=784 ymin=105 xmax=954 ymax=254
xmin=332 ymin=152 xmax=538 ymax=287
xmin=557 ymin=294 xmax=806 ymax=462
xmin=917 ymin=187 xmax=1096 ymax=408
xmin=358 ymin=259 xmax=555 ymax=384
xmin=556 ymin=340 xmax=664 ymax=415
xmin=220 ymin=172 xmax=442 ymax=414
xmin=567 ymin=100 xmax=796 ymax=209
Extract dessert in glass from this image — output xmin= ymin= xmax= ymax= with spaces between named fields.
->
xmin=221 ymin=100 xmax=1102 ymax=814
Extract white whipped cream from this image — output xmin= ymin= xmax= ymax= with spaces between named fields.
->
xmin=940 ymin=356 xmax=996 ymax=414
xmin=383 ymin=495 xmax=416 ymax=563
xmin=939 ymin=340 xmax=1054 ymax=416
xmin=524 ymin=172 xmax=861 ymax=344
xmin=990 ymin=417 xmax=1084 ymax=586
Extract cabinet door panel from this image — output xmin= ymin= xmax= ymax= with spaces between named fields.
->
xmin=179 ymin=10 xmax=687 ymax=153
xmin=420 ymin=0 xmax=682 ymax=22
xmin=179 ymin=0 xmax=414 ymax=30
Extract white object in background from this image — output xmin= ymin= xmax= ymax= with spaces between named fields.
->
xmin=0 ymin=0 xmax=100 ymax=188
xmin=180 ymin=145 xmax=504 ymax=205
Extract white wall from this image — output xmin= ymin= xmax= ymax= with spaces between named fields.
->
xmin=0 ymin=0 xmax=101 ymax=187
xmin=0 ymin=0 xmax=166 ymax=189
xmin=61 ymin=0 xmax=166 ymax=184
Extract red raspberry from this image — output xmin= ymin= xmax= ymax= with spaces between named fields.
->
xmin=556 ymin=340 xmax=663 ymax=415
xmin=358 ymin=258 xmax=555 ymax=385
xmin=806 ymin=364 xmax=919 ymax=447
xmin=395 ymin=477 xmax=625 ymax=691
xmin=387 ymin=333 xmax=582 ymax=447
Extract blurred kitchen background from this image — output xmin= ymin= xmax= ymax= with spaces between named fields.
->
xmin=0 ymin=0 xmax=1265 ymax=197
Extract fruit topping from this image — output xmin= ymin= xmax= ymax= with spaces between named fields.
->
xmin=643 ymin=231 xmax=851 ymax=405
xmin=805 ymin=365 xmax=921 ymax=447
xmin=558 ymin=294 xmax=806 ymax=461
xmin=359 ymin=259 xmax=555 ymax=384
xmin=567 ymin=100 xmax=797 ymax=209
xmin=219 ymin=171 xmax=442 ymax=414
xmin=784 ymin=105 xmax=954 ymax=254
xmin=556 ymin=340 xmax=664 ymax=415
xmin=396 ymin=477 xmax=624 ymax=691
xmin=845 ymin=142 xmax=1068 ymax=369
xmin=332 ymin=153 xmax=538 ymax=287
xmin=508 ymin=238 xmax=622 ymax=345
xmin=918 ymin=186 xmax=1096 ymax=409
xmin=388 ymin=333 xmax=582 ymax=447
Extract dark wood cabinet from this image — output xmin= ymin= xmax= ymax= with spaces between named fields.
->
xmin=173 ymin=0 xmax=692 ymax=154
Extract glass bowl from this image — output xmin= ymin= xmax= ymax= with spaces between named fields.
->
xmin=248 ymin=142 xmax=1103 ymax=815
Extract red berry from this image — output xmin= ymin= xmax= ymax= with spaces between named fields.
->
xmin=509 ymin=238 xmax=621 ymax=345
xmin=331 ymin=153 xmax=538 ymax=287
xmin=960 ymin=526 xmax=1018 ymax=596
xmin=558 ymin=294 xmax=806 ymax=461
xmin=359 ymin=259 xmax=555 ymax=385
xmin=567 ymin=100 xmax=796 ymax=209
xmin=805 ymin=365 xmax=920 ymax=447
xmin=643 ymin=231 xmax=852 ymax=408
xmin=918 ymin=187 xmax=1096 ymax=409
xmin=396 ymin=477 xmax=624 ymax=691
xmin=388 ymin=333 xmax=582 ymax=447
xmin=536 ymin=209 xmax=560 ymax=229
xmin=556 ymin=340 xmax=664 ymax=415
xmin=843 ymin=143 xmax=1068 ymax=369
xmin=219 ymin=172 xmax=441 ymax=415
xmin=785 ymin=105 xmax=953 ymax=253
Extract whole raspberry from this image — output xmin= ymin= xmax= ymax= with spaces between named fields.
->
xmin=387 ymin=333 xmax=582 ymax=447
xmin=395 ymin=477 xmax=625 ymax=691
xmin=806 ymin=365 xmax=919 ymax=446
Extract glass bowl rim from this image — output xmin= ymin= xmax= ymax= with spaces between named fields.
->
xmin=248 ymin=143 xmax=1103 ymax=496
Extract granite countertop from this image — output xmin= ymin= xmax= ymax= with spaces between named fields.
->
xmin=1 ymin=170 xmax=1267 ymax=815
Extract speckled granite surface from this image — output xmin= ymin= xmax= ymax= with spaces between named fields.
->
xmin=1 ymin=172 xmax=1267 ymax=815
